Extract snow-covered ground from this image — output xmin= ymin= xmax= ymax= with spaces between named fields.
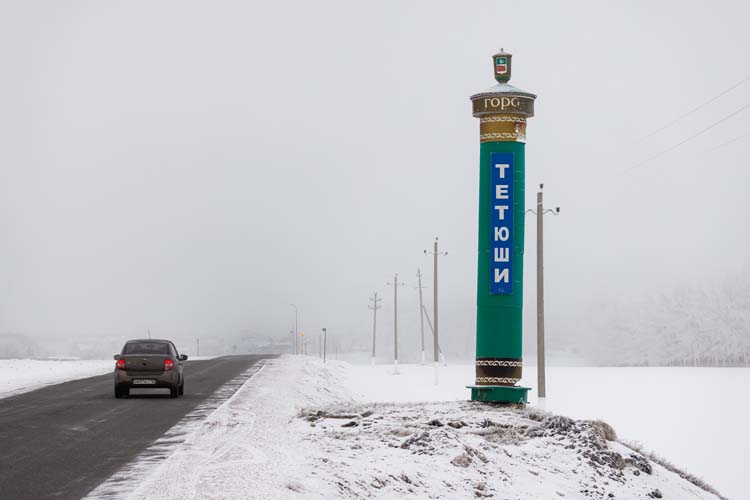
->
xmin=99 ymin=356 xmax=731 ymax=500
xmin=0 ymin=359 xmax=114 ymax=398
xmin=344 ymin=363 xmax=747 ymax=500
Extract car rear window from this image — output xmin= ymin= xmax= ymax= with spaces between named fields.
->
xmin=123 ymin=342 xmax=170 ymax=355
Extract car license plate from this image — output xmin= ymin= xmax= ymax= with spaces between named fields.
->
xmin=133 ymin=379 xmax=156 ymax=385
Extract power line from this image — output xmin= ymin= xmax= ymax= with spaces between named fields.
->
xmin=624 ymin=103 xmax=750 ymax=173
xmin=635 ymin=76 xmax=749 ymax=143
xmin=706 ymin=129 xmax=750 ymax=153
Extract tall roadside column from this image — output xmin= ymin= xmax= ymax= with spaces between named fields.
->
xmin=468 ymin=49 xmax=537 ymax=404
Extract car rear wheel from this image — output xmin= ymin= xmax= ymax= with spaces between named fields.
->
xmin=178 ymin=380 xmax=184 ymax=396
xmin=169 ymin=384 xmax=179 ymax=398
xmin=114 ymin=386 xmax=129 ymax=398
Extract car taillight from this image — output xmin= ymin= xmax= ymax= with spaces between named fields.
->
xmin=116 ymin=358 xmax=126 ymax=370
xmin=164 ymin=359 xmax=174 ymax=371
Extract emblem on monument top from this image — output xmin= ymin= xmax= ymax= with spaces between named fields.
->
xmin=493 ymin=49 xmax=512 ymax=84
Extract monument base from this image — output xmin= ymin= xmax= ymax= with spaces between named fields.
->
xmin=467 ymin=385 xmax=530 ymax=404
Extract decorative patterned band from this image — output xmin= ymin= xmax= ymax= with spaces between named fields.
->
xmin=479 ymin=116 xmax=527 ymax=143
xmin=475 ymin=357 xmax=523 ymax=385
xmin=475 ymin=377 xmax=521 ymax=385
xmin=476 ymin=359 xmax=523 ymax=367
xmin=480 ymin=132 xmax=526 ymax=142
xmin=479 ymin=116 xmax=527 ymax=124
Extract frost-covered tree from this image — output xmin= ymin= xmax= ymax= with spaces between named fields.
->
xmin=575 ymin=274 xmax=750 ymax=366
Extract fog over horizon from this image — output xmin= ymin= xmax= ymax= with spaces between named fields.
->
xmin=1 ymin=1 xmax=749 ymax=360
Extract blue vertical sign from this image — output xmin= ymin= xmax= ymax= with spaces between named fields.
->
xmin=490 ymin=152 xmax=513 ymax=294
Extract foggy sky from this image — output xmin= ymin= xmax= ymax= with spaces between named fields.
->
xmin=1 ymin=1 xmax=749 ymax=357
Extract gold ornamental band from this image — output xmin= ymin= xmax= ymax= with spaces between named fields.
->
xmin=479 ymin=115 xmax=526 ymax=143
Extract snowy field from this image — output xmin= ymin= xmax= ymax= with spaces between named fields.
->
xmin=0 ymin=359 xmax=113 ymax=398
xmin=344 ymin=363 xmax=748 ymax=500
xmin=91 ymin=356 xmax=732 ymax=500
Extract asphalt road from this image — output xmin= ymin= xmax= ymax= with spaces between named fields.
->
xmin=0 ymin=355 xmax=270 ymax=500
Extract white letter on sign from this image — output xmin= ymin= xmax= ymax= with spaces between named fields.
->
xmin=495 ymin=227 xmax=510 ymax=241
xmin=495 ymin=185 xmax=509 ymax=199
xmin=494 ymin=268 xmax=510 ymax=284
xmin=494 ymin=248 xmax=510 ymax=262
xmin=494 ymin=205 xmax=509 ymax=220
xmin=495 ymin=163 xmax=510 ymax=178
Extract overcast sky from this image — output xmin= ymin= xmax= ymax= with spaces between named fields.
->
xmin=1 ymin=1 xmax=749 ymax=356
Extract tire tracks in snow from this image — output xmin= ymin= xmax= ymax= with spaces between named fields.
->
xmin=84 ymin=361 xmax=267 ymax=500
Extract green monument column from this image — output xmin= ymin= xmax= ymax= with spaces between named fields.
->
xmin=468 ymin=49 xmax=536 ymax=404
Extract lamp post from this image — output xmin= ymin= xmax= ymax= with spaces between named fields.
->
xmin=467 ymin=49 xmax=537 ymax=404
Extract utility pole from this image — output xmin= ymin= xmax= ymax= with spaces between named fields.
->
xmin=537 ymin=189 xmax=546 ymax=399
xmin=425 ymin=237 xmax=447 ymax=384
xmin=387 ymin=274 xmax=405 ymax=374
xmin=527 ymin=184 xmax=560 ymax=399
xmin=290 ymin=304 xmax=299 ymax=355
xmin=422 ymin=305 xmax=446 ymax=365
xmin=369 ymin=292 xmax=382 ymax=366
xmin=322 ymin=328 xmax=327 ymax=363
xmin=416 ymin=269 xmax=427 ymax=365
xmin=289 ymin=330 xmax=294 ymax=354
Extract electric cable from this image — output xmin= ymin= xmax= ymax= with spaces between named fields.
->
xmin=706 ymin=129 xmax=750 ymax=152
xmin=635 ymin=76 xmax=749 ymax=143
xmin=624 ymin=103 xmax=750 ymax=173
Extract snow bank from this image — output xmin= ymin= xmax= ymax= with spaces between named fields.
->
xmin=117 ymin=356 xmax=725 ymax=500
xmin=344 ymin=362 xmax=748 ymax=500
xmin=0 ymin=359 xmax=113 ymax=398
